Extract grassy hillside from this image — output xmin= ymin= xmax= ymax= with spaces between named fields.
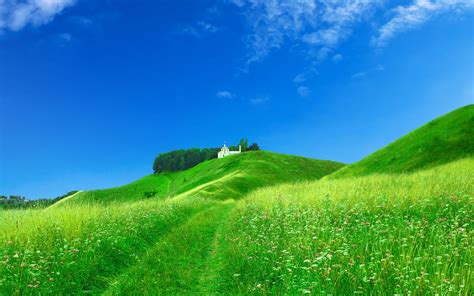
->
xmin=2 ymin=107 xmax=472 ymax=294
xmin=61 ymin=151 xmax=345 ymax=205
xmin=330 ymin=105 xmax=474 ymax=178
xmin=215 ymin=158 xmax=473 ymax=294
xmin=2 ymin=159 xmax=471 ymax=294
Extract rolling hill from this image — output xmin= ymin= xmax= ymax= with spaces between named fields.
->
xmin=58 ymin=150 xmax=345 ymax=205
xmin=2 ymin=105 xmax=472 ymax=295
xmin=330 ymin=104 xmax=474 ymax=178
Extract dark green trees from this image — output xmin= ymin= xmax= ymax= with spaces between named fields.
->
xmin=153 ymin=148 xmax=220 ymax=173
xmin=152 ymin=139 xmax=261 ymax=174
xmin=248 ymin=143 xmax=260 ymax=151
xmin=0 ymin=191 xmax=78 ymax=209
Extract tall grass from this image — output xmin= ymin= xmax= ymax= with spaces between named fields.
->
xmin=1 ymin=157 xmax=471 ymax=294
xmin=216 ymin=158 xmax=473 ymax=294
xmin=105 ymin=201 xmax=235 ymax=295
xmin=0 ymin=197 xmax=218 ymax=294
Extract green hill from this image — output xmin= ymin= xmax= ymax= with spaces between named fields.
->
xmin=2 ymin=108 xmax=472 ymax=295
xmin=59 ymin=151 xmax=345 ymax=205
xmin=215 ymin=157 xmax=473 ymax=294
xmin=330 ymin=104 xmax=474 ymax=178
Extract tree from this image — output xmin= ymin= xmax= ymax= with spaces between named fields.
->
xmin=248 ymin=143 xmax=260 ymax=151
xmin=153 ymin=147 xmax=220 ymax=173
xmin=239 ymin=138 xmax=249 ymax=151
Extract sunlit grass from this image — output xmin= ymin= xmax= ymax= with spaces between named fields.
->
xmin=1 ymin=157 xmax=471 ymax=294
xmin=0 ymin=197 xmax=218 ymax=294
xmin=216 ymin=158 xmax=473 ymax=294
xmin=105 ymin=201 xmax=235 ymax=295
xmin=331 ymin=104 xmax=473 ymax=178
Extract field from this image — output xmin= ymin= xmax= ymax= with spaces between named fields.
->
xmin=216 ymin=158 xmax=473 ymax=294
xmin=0 ymin=151 xmax=343 ymax=294
xmin=1 ymin=158 xmax=472 ymax=294
xmin=0 ymin=197 xmax=223 ymax=294
xmin=0 ymin=106 xmax=472 ymax=294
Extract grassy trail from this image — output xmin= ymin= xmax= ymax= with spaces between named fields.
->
xmin=173 ymin=170 xmax=242 ymax=200
xmin=104 ymin=201 xmax=234 ymax=295
xmin=47 ymin=190 xmax=84 ymax=208
xmin=0 ymin=198 xmax=218 ymax=294
xmin=195 ymin=201 xmax=235 ymax=293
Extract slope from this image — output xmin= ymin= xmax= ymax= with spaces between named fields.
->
xmin=330 ymin=104 xmax=474 ymax=178
xmin=214 ymin=158 xmax=473 ymax=294
xmin=61 ymin=150 xmax=345 ymax=205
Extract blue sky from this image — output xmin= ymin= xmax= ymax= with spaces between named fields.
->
xmin=0 ymin=0 xmax=473 ymax=198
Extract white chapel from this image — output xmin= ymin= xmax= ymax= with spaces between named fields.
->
xmin=218 ymin=143 xmax=241 ymax=158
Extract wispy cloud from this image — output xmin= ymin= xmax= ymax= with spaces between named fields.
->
xmin=250 ymin=96 xmax=270 ymax=105
xmin=178 ymin=21 xmax=220 ymax=38
xmin=231 ymin=0 xmax=379 ymax=64
xmin=197 ymin=21 xmax=219 ymax=33
xmin=351 ymin=72 xmax=366 ymax=79
xmin=332 ymin=54 xmax=343 ymax=63
xmin=351 ymin=64 xmax=384 ymax=79
xmin=293 ymin=68 xmax=317 ymax=97
xmin=297 ymin=86 xmax=311 ymax=97
xmin=0 ymin=0 xmax=76 ymax=32
xmin=57 ymin=32 xmax=71 ymax=41
xmin=216 ymin=90 xmax=235 ymax=99
xmin=372 ymin=0 xmax=474 ymax=47
xmin=231 ymin=0 xmax=474 ymax=64
xmin=50 ymin=32 xmax=72 ymax=46
xmin=293 ymin=73 xmax=306 ymax=83
xmin=67 ymin=15 xmax=93 ymax=27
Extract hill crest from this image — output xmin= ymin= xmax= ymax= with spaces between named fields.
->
xmin=60 ymin=150 xmax=345 ymax=205
xmin=330 ymin=104 xmax=474 ymax=178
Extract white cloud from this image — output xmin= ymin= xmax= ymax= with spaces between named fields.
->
xmin=180 ymin=25 xmax=200 ymax=37
xmin=57 ymin=32 xmax=70 ymax=41
xmin=49 ymin=32 xmax=72 ymax=46
xmin=351 ymin=64 xmax=384 ymax=79
xmin=197 ymin=21 xmax=219 ymax=33
xmin=0 ymin=0 xmax=76 ymax=31
xmin=250 ymin=96 xmax=269 ymax=104
xmin=315 ymin=46 xmax=331 ymax=62
xmin=351 ymin=72 xmax=366 ymax=79
xmin=216 ymin=90 xmax=234 ymax=99
xmin=302 ymin=28 xmax=340 ymax=47
xmin=293 ymin=73 xmax=306 ymax=83
xmin=67 ymin=15 xmax=92 ymax=27
xmin=179 ymin=21 xmax=220 ymax=38
xmin=372 ymin=0 xmax=474 ymax=47
xmin=232 ymin=0 xmax=379 ymax=64
xmin=231 ymin=0 xmax=474 ymax=64
xmin=297 ymin=86 xmax=311 ymax=97
xmin=332 ymin=54 xmax=343 ymax=63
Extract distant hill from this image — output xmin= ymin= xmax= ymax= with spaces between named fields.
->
xmin=330 ymin=104 xmax=474 ymax=178
xmin=58 ymin=151 xmax=344 ymax=205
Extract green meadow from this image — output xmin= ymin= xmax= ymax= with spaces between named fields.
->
xmin=217 ymin=158 xmax=473 ymax=294
xmin=1 ymin=105 xmax=473 ymax=294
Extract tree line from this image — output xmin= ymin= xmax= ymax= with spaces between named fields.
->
xmin=0 ymin=191 xmax=78 ymax=209
xmin=153 ymin=138 xmax=260 ymax=173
